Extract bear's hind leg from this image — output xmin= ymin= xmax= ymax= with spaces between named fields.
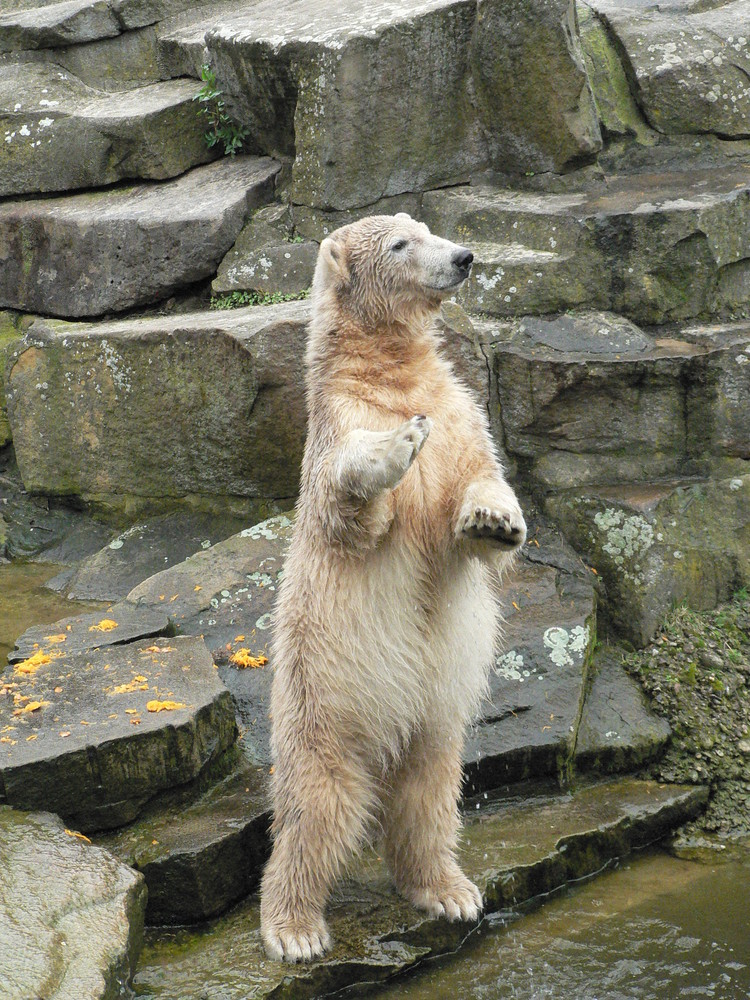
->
xmin=260 ymin=750 xmax=376 ymax=962
xmin=382 ymin=733 xmax=482 ymax=922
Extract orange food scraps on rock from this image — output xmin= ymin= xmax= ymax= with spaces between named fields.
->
xmin=146 ymin=700 xmax=186 ymax=713
xmin=64 ymin=829 xmax=92 ymax=844
xmin=141 ymin=645 xmax=175 ymax=654
xmin=26 ymin=734 xmax=38 ymax=741
xmin=59 ymin=731 xmax=71 ymax=738
xmin=130 ymin=718 xmax=142 ymax=725
xmin=44 ymin=633 xmax=67 ymax=644
xmin=234 ymin=635 xmax=245 ymax=643
xmin=229 ymin=649 xmax=268 ymax=670
xmin=124 ymin=708 xmax=139 ymax=715
xmin=89 ymin=619 xmax=118 ymax=632
xmin=15 ymin=650 xmax=58 ymax=675
xmin=13 ymin=700 xmax=49 ymax=715
xmin=111 ymin=680 xmax=149 ymax=695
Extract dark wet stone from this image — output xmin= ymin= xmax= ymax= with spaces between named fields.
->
xmin=464 ymin=558 xmax=596 ymax=791
xmin=8 ymin=600 xmax=170 ymax=664
xmin=54 ymin=511 xmax=252 ymax=603
xmin=576 ymin=651 xmax=672 ymax=773
xmin=98 ymin=752 xmax=270 ymax=925
xmin=132 ymin=778 xmax=708 ymax=999
xmin=0 ymin=806 xmax=146 ymax=1000
xmin=0 ymin=636 xmax=236 ymax=831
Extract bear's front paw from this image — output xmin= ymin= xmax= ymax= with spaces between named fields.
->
xmin=261 ymin=915 xmax=332 ymax=963
xmin=381 ymin=414 xmax=432 ymax=489
xmin=457 ymin=504 xmax=526 ymax=549
xmin=405 ymin=872 xmax=483 ymax=923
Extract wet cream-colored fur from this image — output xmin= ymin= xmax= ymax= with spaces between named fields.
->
xmin=260 ymin=214 xmax=526 ymax=963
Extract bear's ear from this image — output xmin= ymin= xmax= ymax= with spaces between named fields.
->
xmin=394 ymin=212 xmax=412 ymax=222
xmin=317 ymin=235 xmax=350 ymax=285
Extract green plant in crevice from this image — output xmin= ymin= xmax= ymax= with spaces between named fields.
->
xmin=194 ymin=64 xmax=249 ymax=157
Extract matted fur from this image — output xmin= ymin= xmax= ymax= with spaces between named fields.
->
xmin=260 ymin=214 xmax=526 ymax=963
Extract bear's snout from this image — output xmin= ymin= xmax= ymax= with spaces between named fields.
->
xmin=452 ymin=249 xmax=474 ymax=272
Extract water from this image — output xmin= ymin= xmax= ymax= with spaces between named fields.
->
xmin=374 ymin=850 xmax=750 ymax=1000
xmin=0 ymin=562 xmax=104 ymax=665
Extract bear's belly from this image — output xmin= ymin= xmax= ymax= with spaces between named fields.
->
xmin=302 ymin=541 xmax=499 ymax=753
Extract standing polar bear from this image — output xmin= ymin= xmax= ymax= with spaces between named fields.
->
xmin=260 ymin=213 xmax=526 ymax=963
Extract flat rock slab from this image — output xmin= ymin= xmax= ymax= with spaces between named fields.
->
xmin=422 ymin=164 xmax=750 ymax=324
xmin=590 ymin=0 xmax=750 ymax=138
xmin=0 ymin=806 xmax=146 ymax=1000
xmin=0 ymin=156 xmax=279 ymax=317
xmin=132 ymin=778 xmax=707 ymax=999
xmin=8 ymin=599 xmax=170 ymax=663
xmin=576 ymin=651 xmax=672 ymax=772
xmin=98 ymin=751 xmax=270 ymax=924
xmin=0 ymin=635 xmax=236 ymax=830
xmin=0 ymin=61 xmax=213 ymax=197
xmin=50 ymin=509 xmax=252 ymax=602
xmin=479 ymin=313 xmax=750 ymax=490
xmin=465 ymin=556 xmax=596 ymax=790
xmin=547 ymin=474 xmax=750 ymax=646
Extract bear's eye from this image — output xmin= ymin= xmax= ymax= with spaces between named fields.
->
xmin=390 ymin=239 xmax=408 ymax=253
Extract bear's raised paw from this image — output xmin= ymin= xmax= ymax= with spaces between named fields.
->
xmin=457 ymin=505 xmax=526 ymax=549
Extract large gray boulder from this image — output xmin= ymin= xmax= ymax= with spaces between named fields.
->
xmin=546 ymin=475 xmax=750 ymax=646
xmin=480 ymin=313 xmax=750 ymax=490
xmin=0 ymin=157 xmax=279 ymax=317
xmin=0 ymin=807 xmax=146 ymax=1000
xmin=0 ymin=61 xmax=213 ymax=197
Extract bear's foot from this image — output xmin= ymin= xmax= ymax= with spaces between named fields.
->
xmin=261 ymin=914 xmax=332 ymax=963
xmin=457 ymin=504 xmax=526 ymax=549
xmin=402 ymin=870 xmax=483 ymax=922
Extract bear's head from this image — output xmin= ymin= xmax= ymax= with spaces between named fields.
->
xmin=312 ymin=213 xmax=473 ymax=327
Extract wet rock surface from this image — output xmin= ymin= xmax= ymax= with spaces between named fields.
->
xmin=1 ymin=634 xmax=236 ymax=830
xmin=98 ymin=750 xmax=270 ymax=924
xmin=0 ymin=806 xmax=146 ymax=1000
xmin=131 ymin=778 xmax=707 ymax=1000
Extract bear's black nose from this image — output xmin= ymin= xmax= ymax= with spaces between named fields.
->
xmin=453 ymin=249 xmax=474 ymax=271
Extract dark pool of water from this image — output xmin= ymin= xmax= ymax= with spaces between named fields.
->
xmin=0 ymin=562 xmax=104 ymax=665
xmin=374 ymin=850 xmax=750 ymax=1000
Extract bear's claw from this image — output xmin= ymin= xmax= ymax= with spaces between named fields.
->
xmin=262 ymin=920 xmax=332 ymax=963
xmin=458 ymin=505 xmax=526 ymax=549
xmin=405 ymin=874 xmax=484 ymax=923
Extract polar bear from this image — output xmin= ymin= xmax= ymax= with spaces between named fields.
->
xmin=259 ymin=213 xmax=526 ymax=963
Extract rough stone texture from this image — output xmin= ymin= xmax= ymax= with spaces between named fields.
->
xmin=98 ymin=752 xmax=270 ymax=924
xmin=546 ymin=476 xmax=750 ymax=647
xmin=577 ymin=0 xmax=658 ymax=143
xmin=204 ymin=0 xmax=487 ymax=211
xmin=471 ymin=0 xmax=602 ymax=174
xmin=8 ymin=600 xmax=170 ymax=662
xmin=0 ymin=806 xmax=146 ymax=1000
xmin=49 ymin=25 xmax=166 ymax=92
xmin=213 ymin=204 xmax=317 ymax=298
xmin=49 ymin=510 xmax=252 ymax=602
xmin=465 ymin=554 xmax=597 ymax=790
xmin=0 ymin=61 xmax=213 ymax=197
xmin=0 ymin=156 xmax=279 ymax=317
xmin=0 ymin=635 xmax=237 ymax=830
xmin=0 ymin=312 xmax=24 ymax=447
xmin=591 ymin=0 xmax=750 ymax=138
xmin=6 ymin=302 xmax=308 ymax=502
xmin=575 ymin=650 xmax=672 ymax=772
xmin=132 ymin=779 xmax=707 ymax=999
xmin=421 ymin=164 xmax=750 ymax=325
xmin=479 ymin=313 xmax=750 ymax=491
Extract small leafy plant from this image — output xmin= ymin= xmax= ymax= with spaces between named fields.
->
xmin=194 ymin=64 xmax=248 ymax=157
xmin=210 ymin=288 xmax=310 ymax=310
